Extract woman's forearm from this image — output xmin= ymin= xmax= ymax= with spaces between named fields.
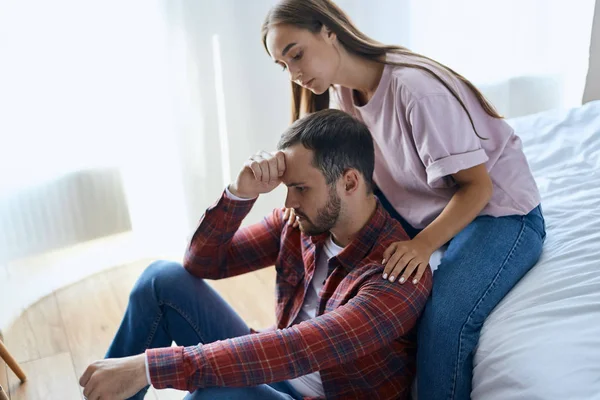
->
xmin=414 ymin=182 xmax=493 ymax=252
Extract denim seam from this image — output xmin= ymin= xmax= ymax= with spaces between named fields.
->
xmin=143 ymin=310 xmax=163 ymax=350
xmin=448 ymin=217 xmax=527 ymax=400
xmin=162 ymin=300 xmax=208 ymax=344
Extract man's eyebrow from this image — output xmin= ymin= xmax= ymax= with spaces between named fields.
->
xmin=286 ymin=182 xmax=306 ymax=187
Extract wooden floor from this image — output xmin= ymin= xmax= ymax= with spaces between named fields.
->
xmin=0 ymin=259 xmax=276 ymax=400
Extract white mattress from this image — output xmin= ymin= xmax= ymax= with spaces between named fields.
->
xmin=470 ymin=101 xmax=600 ymax=399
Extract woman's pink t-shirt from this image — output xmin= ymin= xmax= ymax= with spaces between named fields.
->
xmin=334 ymin=54 xmax=540 ymax=229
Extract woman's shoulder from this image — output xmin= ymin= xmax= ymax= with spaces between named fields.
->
xmin=385 ymin=52 xmax=462 ymax=103
xmin=330 ymin=53 xmax=463 ymax=113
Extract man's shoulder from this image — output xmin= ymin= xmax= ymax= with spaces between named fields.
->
xmin=353 ymin=218 xmax=410 ymax=269
xmin=378 ymin=209 xmax=412 ymax=243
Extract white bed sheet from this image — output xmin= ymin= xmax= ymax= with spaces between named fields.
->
xmin=469 ymin=101 xmax=600 ymax=399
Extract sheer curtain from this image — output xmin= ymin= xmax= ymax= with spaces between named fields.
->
xmin=0 ymin=0 xmax=191 ymax=255
xmin=0 ymin=0 xmax=289 ymax=272
xmin=160 ymin=0 xmax=291 ymax=229
xmin=0 ymin=0 xmax=194 ymax=328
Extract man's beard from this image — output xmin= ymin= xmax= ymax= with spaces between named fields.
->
xmin=296 ymin=185 xmax=341 ymax=236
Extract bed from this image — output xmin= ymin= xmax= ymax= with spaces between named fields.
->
xmin=461 ymin=100 xmax=600 ymax=399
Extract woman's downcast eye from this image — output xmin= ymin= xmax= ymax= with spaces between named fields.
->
xmin=279 ymin=51 xmax=304 ymax=71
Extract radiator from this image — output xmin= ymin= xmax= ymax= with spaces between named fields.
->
xmin=0 ymin=168 xmax=132 ymax=263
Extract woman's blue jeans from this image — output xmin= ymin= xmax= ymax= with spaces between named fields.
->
xmin=376 ymin=189 xmax=546 ymax=400
xmin=105 ymin=261 xmax=302 ymax=400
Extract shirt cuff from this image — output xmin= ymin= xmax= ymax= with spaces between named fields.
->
xmin=425 ymin=149 xmax=489 ymax=188
xmin=225 ymin=186 xmax=257 ymax=201
xmin=145 ymin=352 xmax=152 ymax=385
xmin=146 ymin=346 xmax=187 ymax=390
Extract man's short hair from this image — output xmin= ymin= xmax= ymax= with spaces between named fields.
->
xmin=277 ymin=109 xmax=375 ymax=193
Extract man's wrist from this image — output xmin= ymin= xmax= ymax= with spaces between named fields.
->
xmin=144 ymin=352 xmax=151 ymax=386
xmin=127 ymin=353 xmax=150 ymax=393
xmin=227 ymin=184 xmax=257 ymax=200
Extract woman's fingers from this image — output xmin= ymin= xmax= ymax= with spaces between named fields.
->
xmin=396 ymin=258 xmax=420 ymax=284
xmin=382 ymin=242 xmax=398 ymax=265
xmin=382 ymin=242 xmax=424 ymax=284
xmin=411 ymin=263 xmax=428 ymax=284
xmin=382 ymin=248 xmax=404 ymax=280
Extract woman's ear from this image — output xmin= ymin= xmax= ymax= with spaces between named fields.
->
xmin=321 ymin=25 xmax=337 ymax=43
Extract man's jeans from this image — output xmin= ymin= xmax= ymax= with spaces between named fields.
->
xmin=105 ymin=261 xmax=302 ymax=400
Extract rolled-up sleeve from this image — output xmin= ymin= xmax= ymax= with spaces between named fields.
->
xmin=409 ymin=94 xmax=489 ymax=188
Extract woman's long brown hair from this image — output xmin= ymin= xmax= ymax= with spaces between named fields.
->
xmin=262 ymin=0 xmax=501 ymax=138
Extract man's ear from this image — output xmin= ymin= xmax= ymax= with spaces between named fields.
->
xmin=342 ymin=169 xmax=360 ymax=193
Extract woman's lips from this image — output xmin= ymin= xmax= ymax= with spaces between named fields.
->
xmin=303 ymin=78 xmax=315 ymax=88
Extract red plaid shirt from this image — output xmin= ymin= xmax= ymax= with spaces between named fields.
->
xmin=146 ymin=191 xmax=432 ymax=399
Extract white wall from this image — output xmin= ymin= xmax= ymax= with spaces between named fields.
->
xmin=584 ymin=0 xmax=600 ymax=103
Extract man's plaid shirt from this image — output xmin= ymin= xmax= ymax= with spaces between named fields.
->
xmin=146 ymin=191 xmax=432 ymax=399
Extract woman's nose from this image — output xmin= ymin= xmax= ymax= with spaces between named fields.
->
xmin=289 ymin=67 xmax=302 ymax=83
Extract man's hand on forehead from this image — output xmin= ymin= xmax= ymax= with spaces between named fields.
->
xmin=229 ymin=150 xmax=286 ymax=199
xmin=247 ymin=150 xmax=286 ymax=184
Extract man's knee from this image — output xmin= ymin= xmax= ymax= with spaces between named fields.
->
xmin=131 ymin=260 xmax=190 ymax=301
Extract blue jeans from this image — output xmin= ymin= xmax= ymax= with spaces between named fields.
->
xmin=105 ymin=261 xmax=303 ymax=400
xmin=376 ymin=189 xmax=546 ymax=400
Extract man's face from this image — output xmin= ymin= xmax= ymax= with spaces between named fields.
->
xmin=281 ymin=144 xmax=341 ymax=236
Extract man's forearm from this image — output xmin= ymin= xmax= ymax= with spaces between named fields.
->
xmin=146 ymin=275 xmax=430 ymax=391
xmin=183 ymin=190 xmax=256 ymax=278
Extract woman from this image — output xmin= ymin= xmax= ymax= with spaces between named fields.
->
xmin=262 ymin=1 xmax=546 ymax=399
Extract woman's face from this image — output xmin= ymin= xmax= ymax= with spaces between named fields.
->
xmin=265 ymin=24 xmax=340 ymax=95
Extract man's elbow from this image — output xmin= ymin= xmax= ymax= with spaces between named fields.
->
xmin=182 ymin=256 xmax=222 ymax=280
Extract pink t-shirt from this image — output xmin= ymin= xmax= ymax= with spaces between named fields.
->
xmin=334 ymin=53 xmax=540 ymax=229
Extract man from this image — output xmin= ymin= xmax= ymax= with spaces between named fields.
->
xmin=80 ymin=109 xmax=432 ymax=399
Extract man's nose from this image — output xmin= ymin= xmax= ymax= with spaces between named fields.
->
xmin=284 ymin=190 xmax=299 ymax=210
